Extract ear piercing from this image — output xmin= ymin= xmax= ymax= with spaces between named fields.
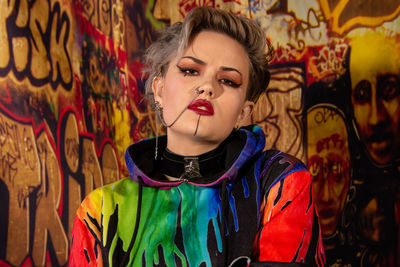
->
xmin=154 ymin=101 xmax=167 ymax=126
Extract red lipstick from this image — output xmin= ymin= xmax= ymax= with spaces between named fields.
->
xmin=188 ymin=99 xmax=214 ymax=116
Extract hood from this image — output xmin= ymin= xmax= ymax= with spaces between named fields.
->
xmin=124 ymin=125 xmax=265 ymax=188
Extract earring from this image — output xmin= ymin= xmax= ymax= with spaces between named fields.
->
xmin=154 ymin=101 xmax=168 ymax=127
xmin=154 ymin=101 xmax=163 ymax=160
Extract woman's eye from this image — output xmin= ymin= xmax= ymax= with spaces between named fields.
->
xmin=220 ymin=78 xmax=241 ymax=88
xmin=177 ymin=65 xmax=198 ymax=76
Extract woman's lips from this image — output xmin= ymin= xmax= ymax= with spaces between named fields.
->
xmin=188 ymin=99 xmax=214 ymax=116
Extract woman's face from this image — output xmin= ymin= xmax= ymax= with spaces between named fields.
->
xmin=153 ymin=31 xmax=253 ymax=155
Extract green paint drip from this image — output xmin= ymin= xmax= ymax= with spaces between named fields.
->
xmin=101 ymin=178 xmax=140 ymax=251
xmin=97 ymin=179 xmax=216 ymax=266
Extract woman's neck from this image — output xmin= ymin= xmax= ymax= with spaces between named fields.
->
xmin=166 ymin=133 xmax=221 ymax=156
xmin=159 ymin=139 xmax=227 ymax=181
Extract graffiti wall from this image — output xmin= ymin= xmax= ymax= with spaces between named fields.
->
xmin=0 ymin=0 xmax=399 ymax=266
xmin=0 ymin=0 xmax=134 ymax=265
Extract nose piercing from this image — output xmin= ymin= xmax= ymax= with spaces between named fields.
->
xmin=195 ymin=87 xmax=205 ymax=95
xmin=158 ymin=86 xmax=205 ymax=130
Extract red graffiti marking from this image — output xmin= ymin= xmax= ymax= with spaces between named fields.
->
xmin=316 ymin=133 xmax=344 ymax=153
xmin=71 ymin=1 xmax=127 ymax=69
xmin=0 ymin=84 xmax=12 ymax=105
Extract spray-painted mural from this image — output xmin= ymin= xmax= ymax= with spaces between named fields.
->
xmin=0 ymin=0 xmax=399 ymax=266
xmin=0 ymin=0 xmax=126 ymax=265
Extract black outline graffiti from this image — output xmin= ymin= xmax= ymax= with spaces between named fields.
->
xmin=0 ymin=0 xmax=72 ymax=91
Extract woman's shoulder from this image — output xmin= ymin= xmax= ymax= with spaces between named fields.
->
xmin=81 ymin=178 xmax=140 ymax=206
xmin=262 ymin=149 xmax=307 ymax=173
xmin=260 ymin=149 xmax=310 ymax=192
xmin=78 ymin=178 xmax=142 ymax=220
xmin=99 ymin=178 xmax=145 ymax=205
xmin=101 ymin=177 xmax=138 ymax=193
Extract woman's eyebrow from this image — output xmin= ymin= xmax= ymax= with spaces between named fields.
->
xmin=180 ymin=56 xmax=242 ymax=77
xmin=220 ymin=66 xmax=242 ymax=77
xmin=181 ymin=56 xmax=206 ymax=65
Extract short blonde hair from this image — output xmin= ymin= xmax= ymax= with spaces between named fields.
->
xmin=143 ymin=7 xmax=272 ymax=103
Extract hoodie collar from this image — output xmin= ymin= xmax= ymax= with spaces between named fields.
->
xmin=125 ymin=125 xmax=265 ymax=188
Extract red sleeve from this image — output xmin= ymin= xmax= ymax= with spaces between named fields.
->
xmin=253 ymin=170 xmax=325 ymax=265
xmin=69 ymin=190 xmax=103 ymax=267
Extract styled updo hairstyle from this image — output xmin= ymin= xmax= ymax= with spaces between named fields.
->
xmin=143 ymin=6 xmax=273 ymax=103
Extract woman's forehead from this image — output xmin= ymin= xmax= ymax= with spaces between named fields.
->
xmin=181 ymin=32 xmax=249 ymax=68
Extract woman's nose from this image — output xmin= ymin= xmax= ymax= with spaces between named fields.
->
xmin=195 ymin=87 xmax=205 ymax=95
xmin=197 ymin=85 xmax=215 ymax=97
xmin=197 ymin=74 xmax=219 ymax=98
xmin=203 ymin=87 xmax=214 ymax=96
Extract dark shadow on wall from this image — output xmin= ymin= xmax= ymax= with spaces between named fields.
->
xmin=0 ymin=178 xmax=9 ymax=259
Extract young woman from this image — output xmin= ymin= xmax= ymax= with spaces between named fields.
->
xmin=69 ymin=7 xmax=325 ymax=266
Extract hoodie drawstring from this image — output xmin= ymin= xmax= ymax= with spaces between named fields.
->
xmin=220 ymin=178 xmax=229 ymax=265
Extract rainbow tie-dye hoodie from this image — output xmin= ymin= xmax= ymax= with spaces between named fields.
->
xmin=69 ymin=125 xmax=325 ymax=266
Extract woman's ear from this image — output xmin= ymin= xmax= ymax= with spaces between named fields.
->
xmin=236 ymin=100 xmax=254 ymax=127
xmin=152 ymin=76 xmax=164 ymax=105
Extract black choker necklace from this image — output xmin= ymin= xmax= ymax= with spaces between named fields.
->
xmin=159 ymin=145 xmax=226 ymax=181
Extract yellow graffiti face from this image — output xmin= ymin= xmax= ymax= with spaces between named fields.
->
xmin=350 ymin=33 xmax=400 ymax=165
xmin=307 ymin=107 xmax=350 ymax=238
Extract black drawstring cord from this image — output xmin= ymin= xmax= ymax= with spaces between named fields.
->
xmin=220 ymin=179 xmax=228 ymax=265
xmin=120 ymin=177 xmax=143 ymax=267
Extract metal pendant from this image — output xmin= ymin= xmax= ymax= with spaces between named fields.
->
xmin=180 ymin=157 xmax=201 ymax=180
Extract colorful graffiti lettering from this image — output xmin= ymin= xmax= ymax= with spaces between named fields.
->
xmin=0 ymin=0 xmax=72 ymax=91
xmin=79 ymin=0 xmax=112 ymax=38
xmin=307 ymin=41 xmax=348 ymax=84
xmin=0 ymin=104 xmax=119 ymax=266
